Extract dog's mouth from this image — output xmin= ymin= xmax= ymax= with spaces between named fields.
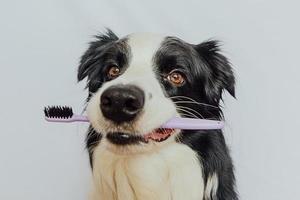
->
xmin=106 ymin=128 xmax=175 ymax=145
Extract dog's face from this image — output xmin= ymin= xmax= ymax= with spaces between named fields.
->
xmin=78 ymin=30 xmax=234 ymax=153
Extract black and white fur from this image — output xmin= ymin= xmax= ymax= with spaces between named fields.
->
xmin=78 ymin=29 xmax=237 ymax=200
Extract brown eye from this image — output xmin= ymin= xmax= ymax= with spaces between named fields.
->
xmin=167 ymin=71 xmax=185 ymax=86
xmin=107 ymin=65 xmax=121 ymax=79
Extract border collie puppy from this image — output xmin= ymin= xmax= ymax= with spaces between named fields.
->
xmin=78 ymin=29 xmax=237 ymax=200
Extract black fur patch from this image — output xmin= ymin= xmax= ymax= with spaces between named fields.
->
xmin=78 ymin=29 xmax=130 ymax=99
xmin=155 ymin=37 xmax=237 ymax=199
xmin=85 ymin=126 xmax=102 ymax=168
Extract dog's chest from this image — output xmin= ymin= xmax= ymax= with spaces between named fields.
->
xmin=90 ymin=143 xmax=204 ymax=200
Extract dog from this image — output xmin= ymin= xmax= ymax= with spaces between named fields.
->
xmin=77 ymin=29 xmax=237 ymax=200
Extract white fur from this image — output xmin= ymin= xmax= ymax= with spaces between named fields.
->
xmin=204 ymin=173 xmax=219 ymax=200
xmin=90 ymin=141 xmax=204 ymax=200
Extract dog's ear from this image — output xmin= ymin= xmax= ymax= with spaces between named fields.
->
xmin=78 ymin=29 xmax=119 ymax=81
xmin=195 ymin=40 xmax=235 ymax=102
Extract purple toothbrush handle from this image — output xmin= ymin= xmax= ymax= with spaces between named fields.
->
xmin=162 ymin=117 xmax=224 ymax=130
xmin=45 ymin=115 xmax=223 ymax=129
xmin=45 ymin=115 xmax=89 ymax=123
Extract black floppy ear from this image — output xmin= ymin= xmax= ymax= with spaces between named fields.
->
xmin=195 ymin=40 xmax=235 ymax=102
xmin=77 ymin=29 xmax=118 ymax=81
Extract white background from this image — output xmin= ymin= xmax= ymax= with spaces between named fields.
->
xmin=0 ymin=0 xmax=299 ymax=199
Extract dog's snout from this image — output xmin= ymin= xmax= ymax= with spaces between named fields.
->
xmin=100 ymin=85 xmax=145 ymax=123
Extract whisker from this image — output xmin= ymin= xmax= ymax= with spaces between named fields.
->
xmin=173 ymin=100 xmax=219 ymax=109
xmin=170 ymin=95 xmax=199 ymax=102
xmin=177 ymin=109 xmax=199 ymax=119
xmin=179 ymin=113 xmax=196 ymax=118
xmin=170 ymin=96 xmax=219 ymax=109
xmin=175 ymin=102 xmax=216 ymax=117
xmin=176 ymin=105 xmax=204 ymax=119
xmin=176 ymin=107 xmax=201 ymax=119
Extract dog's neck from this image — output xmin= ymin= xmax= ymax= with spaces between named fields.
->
xmin=89 ymin=141 xmax=204 ymax=200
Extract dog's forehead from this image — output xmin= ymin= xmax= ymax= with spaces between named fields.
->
xmin=126 ymin=33 xmax=166 ymax=64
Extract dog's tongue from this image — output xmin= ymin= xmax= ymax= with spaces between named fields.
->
xmin=144 ymin=128 xmax=174 ymax=142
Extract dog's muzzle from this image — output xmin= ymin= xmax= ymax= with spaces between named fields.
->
xmin=99 ymin=84 xmax=176 ymax=146
xmin=100 ymin=84 xmax=145 ymax=124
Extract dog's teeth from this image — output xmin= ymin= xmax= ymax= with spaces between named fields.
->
xmin=121 ymin=134 xmax=129 ymax=138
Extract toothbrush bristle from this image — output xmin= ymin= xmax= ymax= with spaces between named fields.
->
xmin=44 ymin=106 xmax=73 ymax=119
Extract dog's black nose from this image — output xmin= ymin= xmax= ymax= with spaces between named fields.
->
xmin=100 ymin=85 xmax=145 ymax=123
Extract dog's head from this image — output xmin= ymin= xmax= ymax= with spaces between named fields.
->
xmin=78 ymin=30 xmax=235 ymax=153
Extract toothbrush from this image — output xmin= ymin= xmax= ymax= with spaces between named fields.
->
xmin=44 ymin=106 xmax=224 ymax=130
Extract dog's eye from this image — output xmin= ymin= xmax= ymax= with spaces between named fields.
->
xmin=107 ymin=65 xmax=121 ymax=79
xmin=167 ymin=71 xmax=185 ymax=86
